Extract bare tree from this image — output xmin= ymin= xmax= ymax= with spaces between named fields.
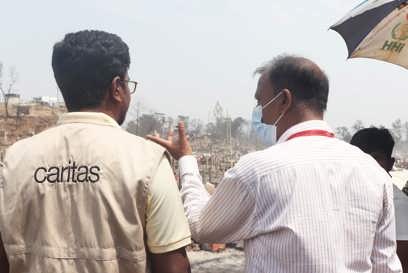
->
xmin=205 ymin=122 xmax=217 ymax=140
xmin=188 ymin=118 xmax=204 ymax=137
xmin=404 ymin=122 xmax=408 ymax=142
xmin=335 ymin=126 xmax=352 ymax=142
xmin=129 ymin=114 xmax=162 ymax=137
xmin=391 ymin=119 xmax=403 ymax=144
xmin=351 ymin=120 xmax=365 ymax=133
xmin=0 ymin=63 xmax=18 ymax=118
xmin=231 ymin=117 xmax=248 ymax=139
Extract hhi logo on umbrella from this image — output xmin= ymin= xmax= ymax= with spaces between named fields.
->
xmin=382 ymin=20 xmax=408 ymax=53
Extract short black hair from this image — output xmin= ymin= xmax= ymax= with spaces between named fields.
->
xmin=255 ymin=55 xmax=329 ymax=113
xmin=52 ymin=30 xmax=130 ymax=111
xmin=350 ymin=127 xmax=395 ymax=158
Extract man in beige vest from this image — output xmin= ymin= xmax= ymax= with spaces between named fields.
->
xmin=0 ymin=30 xmax=191 ymax=273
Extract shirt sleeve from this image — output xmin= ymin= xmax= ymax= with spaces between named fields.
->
xmin=145 ymin=157 xmax=191 ymax=254
xmin=371 ymin=182 xmax=403 ymax=273
xmin=179 ymin=155 xmax=256 ymax=243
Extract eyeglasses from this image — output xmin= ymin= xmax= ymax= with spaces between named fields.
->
xmin=121 ymin=80 xmax=138 ymax=94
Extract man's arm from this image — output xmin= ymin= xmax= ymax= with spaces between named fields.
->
xmin=150 ymin=248 xmax=191 ymax=273
xmin=371 ymin=183 xmax=403 ymax=273
xmin=0 ymin=234 xmax=9 ymax=272
xmin=396 ymin=241 xmax=408 ymax=273
xmin=146 ymin=156 xmax=191 ymax=273
xmin=148 ymin=122 xmax=257 ymax=244
xmin=179 ymin=156 xmax=256 ymax=243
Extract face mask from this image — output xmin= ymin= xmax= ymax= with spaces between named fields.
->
xmin=252 ymin=105 xmax=275 ymax=146
xmin=251 ymin=92 xmax=285 ymax=146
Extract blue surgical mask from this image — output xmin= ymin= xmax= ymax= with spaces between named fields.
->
xmin=251 ymin=92 xmax=285 ymax=146
xmin=252 ymin=105 xmax=276 ymax=146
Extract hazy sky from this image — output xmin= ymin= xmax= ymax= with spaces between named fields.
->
xmin=0 ymin=0 xmax=407 ymax=128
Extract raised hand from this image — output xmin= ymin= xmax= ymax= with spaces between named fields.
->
xmin=147 ymin=122 xmax=193 ymax=160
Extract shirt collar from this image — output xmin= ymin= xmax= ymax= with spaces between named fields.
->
xmin=277 ymin=120 xmax=334 ymax=144
xmin=57 ymin=112 xmax=121 ymax=128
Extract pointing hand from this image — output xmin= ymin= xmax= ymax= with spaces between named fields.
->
xmin=147 ymin=122 xmax=193 ymax=160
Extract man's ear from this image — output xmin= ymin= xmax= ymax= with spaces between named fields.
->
xmin=110 ymin=76 xmax=124 ymax=103
xmin=280 ymin=88 xmax=293 ymax=113
xmin=389 ymin=157 xmax=396 ymax=172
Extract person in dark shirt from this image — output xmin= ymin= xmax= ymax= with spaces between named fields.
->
xmin=351 ymin=127 xmax=408 ymax=272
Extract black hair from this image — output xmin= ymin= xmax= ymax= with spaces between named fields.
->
xmin=52 ymin=30 xmax=130 ymax=111
xmin=350 ymin=127 xmax=395 ymax=158
xmin=256 ymin=55 xmax=329 ymax=113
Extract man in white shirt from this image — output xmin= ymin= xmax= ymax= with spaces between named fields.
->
xmin=149 ymin=55 xmax=402 ymax=273
xmin=350 ymin=127 xmax=408 ymax=272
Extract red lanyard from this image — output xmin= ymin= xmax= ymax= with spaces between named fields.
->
xmin=286 ymin=130 xmax=335 ymax=141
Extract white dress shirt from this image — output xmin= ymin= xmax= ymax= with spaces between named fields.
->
xmin=179 ymin=120 xmax=402 ymax=273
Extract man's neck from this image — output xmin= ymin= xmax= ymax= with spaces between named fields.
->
xmin=71 ymin=107 xmax=119 ymax=124
xmin=277 ymin=110 xmax=324 ymax=140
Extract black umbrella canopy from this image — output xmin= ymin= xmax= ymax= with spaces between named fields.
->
xmin=331 ymin=0 xmax=408 ymax=57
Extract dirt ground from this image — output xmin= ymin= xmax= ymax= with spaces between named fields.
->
xmin=188 ymin=249 xmax=245 ymax=273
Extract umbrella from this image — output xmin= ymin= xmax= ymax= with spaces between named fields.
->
xmin=331 ymin=0 xmax=408 ymax=69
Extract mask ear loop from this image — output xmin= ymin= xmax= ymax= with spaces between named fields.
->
xmin=262 ymin=91 xmax=286 ymax=126
xmin=262 ymin=92 xmax=283 ymax=110
xmin=273 ymin=111 xmax=286 ymax=126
